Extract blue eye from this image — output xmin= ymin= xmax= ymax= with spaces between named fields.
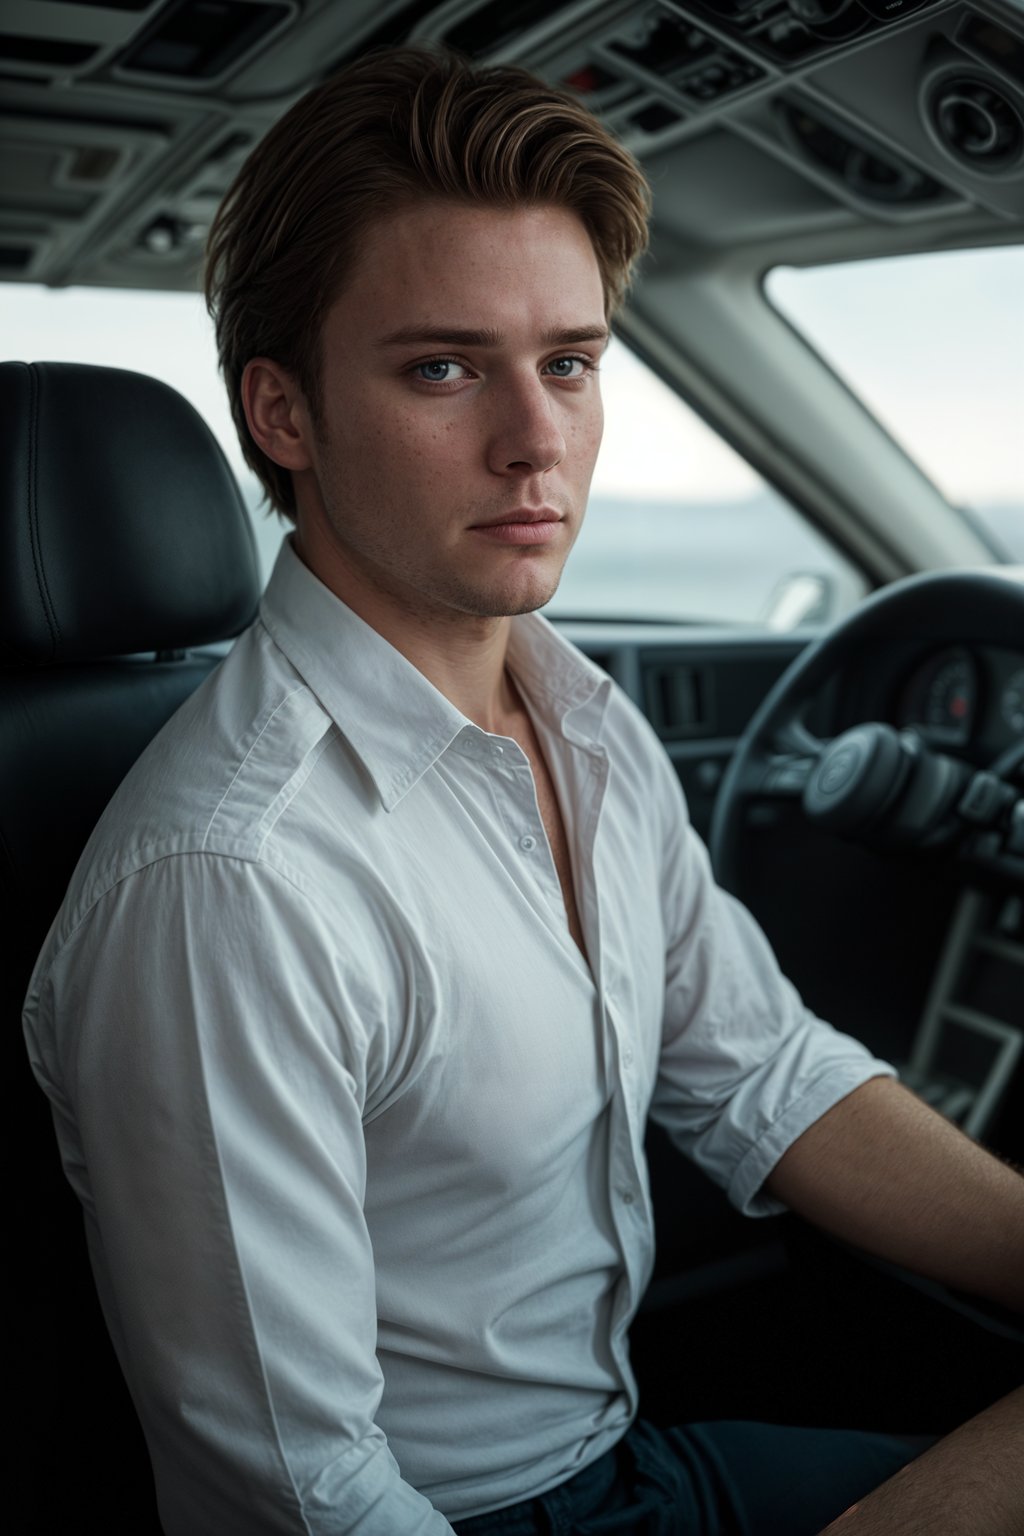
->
xmin=546 ymin=357 xmax=588 ymax=379
xmin=414 ymin=360 xmax=468 ymax=383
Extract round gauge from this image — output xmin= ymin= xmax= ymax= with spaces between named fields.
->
xmin=898 ymin=647 xmax=978 ymax=745
xmin=924 ymin=654 xmax=974 ymax=730
xmin=1001 ymin=668 xmax=1024 ymax=737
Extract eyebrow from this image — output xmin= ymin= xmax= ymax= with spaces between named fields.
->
xmin=375 ymin=324 xmax=610 ymax=350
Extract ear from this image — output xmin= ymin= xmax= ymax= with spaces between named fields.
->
xmin=241 ymin=357 xmax=315 ymax=472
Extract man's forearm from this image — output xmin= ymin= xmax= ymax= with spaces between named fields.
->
xmin=819 ymin=1388 xmax=1024 ymax=1535
xmin=764 ymin=1076 xmax=1024 ymax=1311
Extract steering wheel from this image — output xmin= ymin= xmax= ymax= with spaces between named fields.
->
xmin=709 ymin=569 xmax=1024 ymax=896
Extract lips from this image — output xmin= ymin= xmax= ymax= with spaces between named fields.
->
xmin=469 ymin=509 xmax=564 ymax=545
xmin=471 ymin=508 xmax=562 ymax=529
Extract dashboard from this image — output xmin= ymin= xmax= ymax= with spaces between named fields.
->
xmin=893 ymin=645 xmax=1024 ymax=760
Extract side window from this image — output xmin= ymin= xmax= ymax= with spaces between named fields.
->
xmin=766 ymin=248 xmax=1024 ymax=562
xmin=3 ymin=285 xmax=864 ymax=623
xmin=545 ymin=338 xmax=866 ymax=626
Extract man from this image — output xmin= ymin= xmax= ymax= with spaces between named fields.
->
xmin=23 ymin=45 xmax=1023 ymax=1536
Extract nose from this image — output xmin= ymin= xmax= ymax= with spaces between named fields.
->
xmin=487 ymin=373 xmax=566 ymax=477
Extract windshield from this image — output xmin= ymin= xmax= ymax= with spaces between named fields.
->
xmin=766 ymin=246 xmax=1024 ymax=561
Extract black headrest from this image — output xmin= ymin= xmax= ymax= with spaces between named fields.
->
xmin=1 ymin=361 xmax=261 ymax=665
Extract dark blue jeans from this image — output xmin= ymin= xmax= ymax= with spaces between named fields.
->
xmin=451 ymin=1419 xmax=928 ymax=1535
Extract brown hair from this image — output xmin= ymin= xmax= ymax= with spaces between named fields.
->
xmin=205 ymin=46 xmax=651 ymax=518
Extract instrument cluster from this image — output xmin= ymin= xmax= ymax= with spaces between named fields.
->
xmin=895 ymin=645 xmax=1024 ymax=756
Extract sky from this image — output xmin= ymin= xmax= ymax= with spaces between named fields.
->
xmin=2 ymin=243 xmax=1022 ymax=509
xmin=768 ymin=247 xmax=1024 ymax=509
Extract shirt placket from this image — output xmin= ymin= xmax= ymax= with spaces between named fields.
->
xmin=480 ymin=733 xmax=583 ymax=943
xmin=459 ymin=713 xmax=653 ymax=1406
xmin=558 ymin=732 xmax=653 ymax=1406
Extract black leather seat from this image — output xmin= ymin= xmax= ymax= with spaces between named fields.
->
xmin=2 ymin=361 xmax=261 ymax=1532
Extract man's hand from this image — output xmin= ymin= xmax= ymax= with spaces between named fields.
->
xmin=764 ymin=1076 xmax=1024 ymax=1312
xmin=818 ymin=1388 xmax=1024 ymax=1534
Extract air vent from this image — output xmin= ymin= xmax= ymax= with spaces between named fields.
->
xmin=779 ymin=101 xmax=944 ymax=205
xmin=117 ymin=0 xmax=290 ymax=81
xmin=643 ymin=662 xmax=710 ymax=739
xmin=923 ymin=73 xmax=1024 ymax=175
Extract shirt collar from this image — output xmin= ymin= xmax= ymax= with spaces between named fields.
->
xmin=259 ymin=538 xmax=611 ymax=811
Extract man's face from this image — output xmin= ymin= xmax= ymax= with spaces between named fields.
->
xmin=291 ymin=199 xmax=607 ymax=627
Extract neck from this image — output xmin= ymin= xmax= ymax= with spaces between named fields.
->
xmin=379 ymin=608 xmax=519 ymax=733
xmin=292 ymin=526 xmax=520 ymax=732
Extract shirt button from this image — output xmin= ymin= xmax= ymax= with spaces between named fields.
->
xmin=620 ymin=1190 xmax=636 ymax=1206
xmin=519 ymin=834 xmax=537 ymax=852
xmin=622 ymin=1046 xmax=634 ymax=1068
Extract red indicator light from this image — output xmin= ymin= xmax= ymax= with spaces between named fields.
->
xmin=565 ymin=67 xmax=599 ymax=92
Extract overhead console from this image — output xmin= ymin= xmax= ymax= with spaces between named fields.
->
xmin=415 ymin=0 xmax=1024 ymax=224
xmin=1 ymin=0 xmax=1022 ymax=291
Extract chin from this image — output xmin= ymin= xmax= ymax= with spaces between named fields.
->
xmin=467 ymin=581 xmax=562 ymax=620
xmin=477 ymin=560 xmax=567 ymax=618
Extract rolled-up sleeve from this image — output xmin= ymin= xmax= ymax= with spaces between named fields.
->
xmin=26 ymin=852 xmax=453 ymax=1536
xmin=648 ymin=757 xmax=896 ymax=1218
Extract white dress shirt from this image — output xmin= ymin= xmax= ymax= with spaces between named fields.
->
xmin=24 ymin=538 xmax=894 ymax=1535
